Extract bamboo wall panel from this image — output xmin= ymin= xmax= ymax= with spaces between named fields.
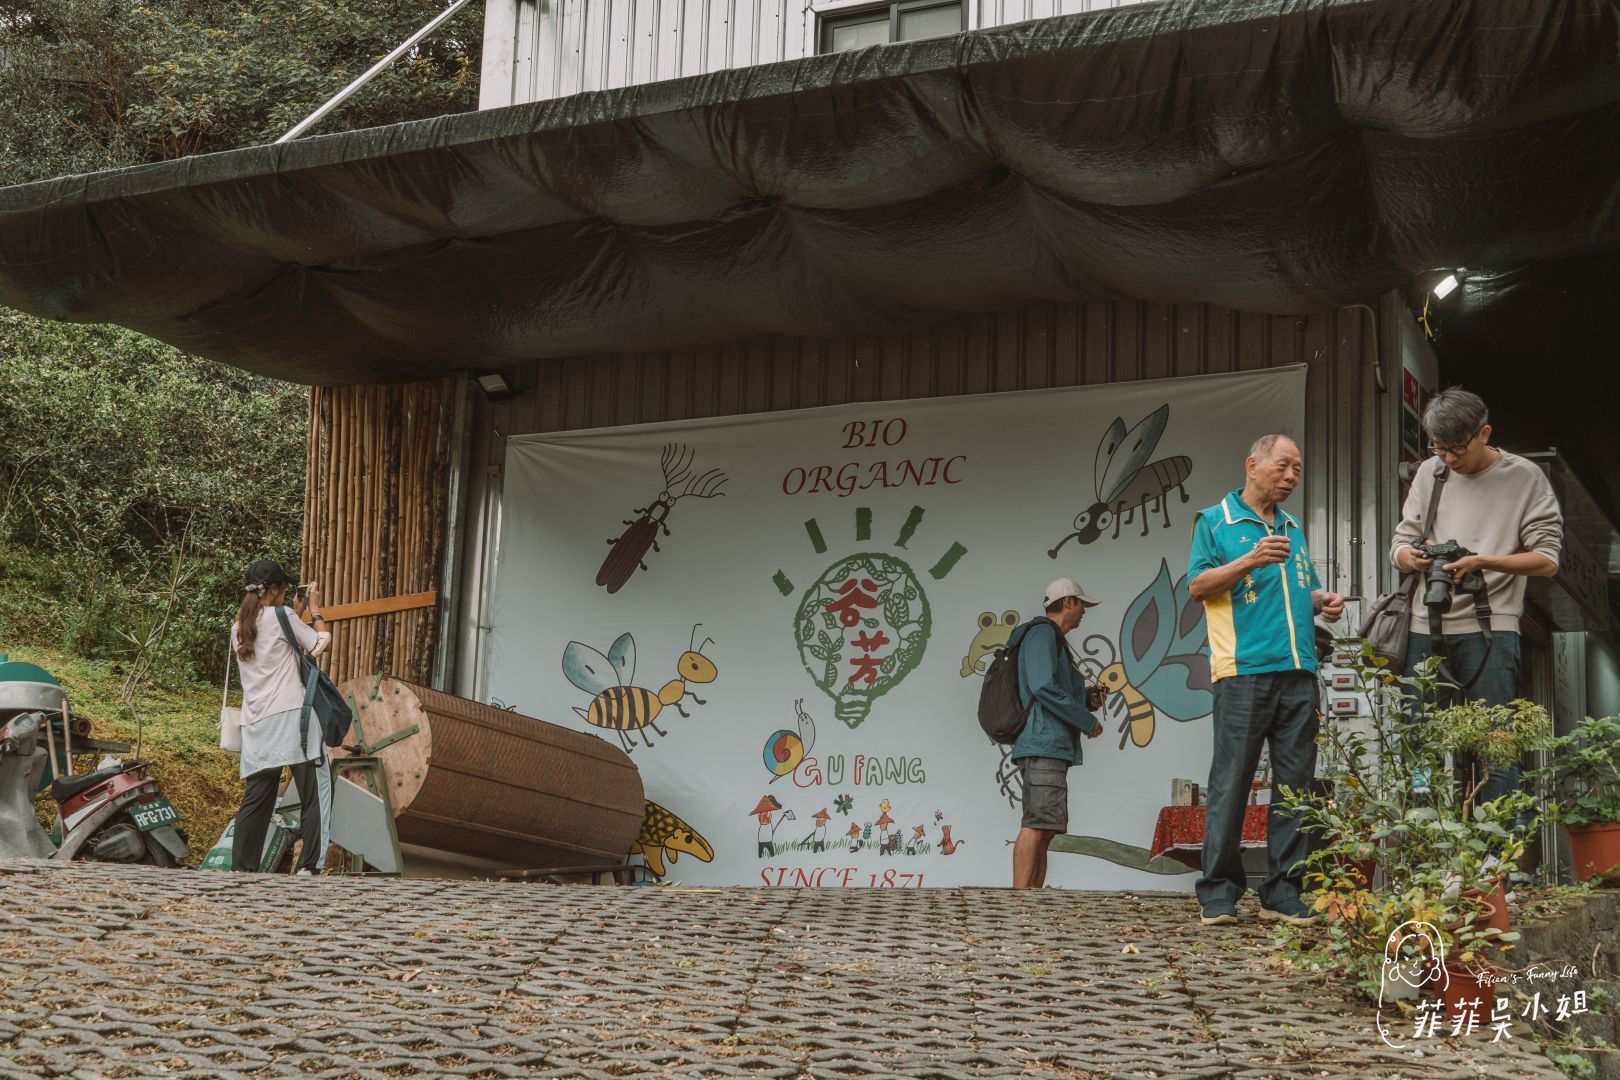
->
xmin=303 ymin=379 xmax=456 ymax=686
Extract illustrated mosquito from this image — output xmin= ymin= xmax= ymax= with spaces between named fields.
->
xmin=1048 ymin=404 xmax=1192 ymax=555
xmin=596 ymin=443 xmax=728 ymax=594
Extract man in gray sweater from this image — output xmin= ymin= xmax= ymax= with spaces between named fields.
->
xmin=1391 ymin=388 xmax=1563 ymax=806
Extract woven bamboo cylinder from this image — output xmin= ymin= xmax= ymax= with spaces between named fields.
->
xmin=336 ymin=675 xmax=644 ymax=867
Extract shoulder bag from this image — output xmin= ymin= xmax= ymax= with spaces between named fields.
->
xmin=219 ymin=633 xmax=243 ymax=753
xmin=274 ymin=607 xmax=354 ymax=754
xmin=1358 ymin=461 xmax=1448 ymax=673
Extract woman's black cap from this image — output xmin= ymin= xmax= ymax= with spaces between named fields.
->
xmin=245 ymin=559 xmax=293 ymax=589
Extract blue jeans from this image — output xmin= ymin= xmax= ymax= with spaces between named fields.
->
xmin=1196 ymin=671 xmax=1319 ymax=911
xmin=1405 ymin=630 xmax=1522 ymax=806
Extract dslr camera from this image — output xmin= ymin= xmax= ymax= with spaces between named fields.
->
xmin=1417 ymin=539 xmax=1479 ymax=608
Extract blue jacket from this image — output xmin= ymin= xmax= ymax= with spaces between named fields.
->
xmin=1188 ymin=489 xmax=1322 ymax=681
xmin=1010 ymin=618 xmax=1100 ymax=765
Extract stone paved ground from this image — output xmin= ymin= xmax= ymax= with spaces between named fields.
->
xmin=0 ymin=861 xmax=1567 ymax=1079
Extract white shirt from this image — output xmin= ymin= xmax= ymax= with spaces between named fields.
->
xmin=231 ymin=606 xmax=317 ymax=725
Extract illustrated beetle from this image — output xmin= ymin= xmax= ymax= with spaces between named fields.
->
xmin=596 ymin=443 xmax=728 ymax=594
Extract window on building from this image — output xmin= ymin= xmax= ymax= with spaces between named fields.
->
xmin=820 ymin=0 xmax=965 ymax=53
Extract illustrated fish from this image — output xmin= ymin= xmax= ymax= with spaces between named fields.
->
xmin=632 ymin=800 xmax=715 ymax=878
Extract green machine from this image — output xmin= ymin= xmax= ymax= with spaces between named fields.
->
xmin=0 ymin=654 xmax=131 ymax=788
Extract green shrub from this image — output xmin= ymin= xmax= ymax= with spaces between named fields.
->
xmin=0 ymin=313 xmax=306 ymax=681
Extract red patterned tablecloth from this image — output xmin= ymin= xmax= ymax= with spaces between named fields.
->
xmin=1149 ymin=805 xmax=1269 ymax=870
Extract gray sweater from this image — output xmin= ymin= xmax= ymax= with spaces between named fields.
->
xmin=1390 ymin=451 xmax=1562 ymax=633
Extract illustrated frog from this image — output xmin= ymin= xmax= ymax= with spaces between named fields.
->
xmin=960 ymin=610 xmax=1020 ymax=677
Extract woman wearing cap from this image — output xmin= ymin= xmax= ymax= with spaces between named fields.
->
xmin=229 ymin=559 xmax=331 ymax=873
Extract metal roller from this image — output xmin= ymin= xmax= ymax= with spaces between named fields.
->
xmin=336 ymin=675 xmax=643 ymax=867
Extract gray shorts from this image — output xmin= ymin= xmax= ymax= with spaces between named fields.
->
xmin=1018 ymin=757 xmax=1070 ymax=832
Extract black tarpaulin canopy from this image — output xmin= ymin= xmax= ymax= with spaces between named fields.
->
xmin=0 ymin=0 xmax=1617 ymax=387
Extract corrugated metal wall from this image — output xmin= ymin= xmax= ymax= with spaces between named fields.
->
xmin=480 ymin=0 xmax=1142 ymax=107
xmin=454 ymin=295 xmax=1405 ymax=694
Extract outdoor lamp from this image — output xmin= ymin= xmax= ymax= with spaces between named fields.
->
xmin=476 ymin=372 xmax=516 ymax=402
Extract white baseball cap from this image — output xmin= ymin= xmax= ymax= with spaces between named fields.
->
xmin=1044 ymin=577 xmax=1101 ymax=607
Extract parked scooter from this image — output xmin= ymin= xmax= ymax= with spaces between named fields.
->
xmin=0 ymin=708 xmax=188 ymax=865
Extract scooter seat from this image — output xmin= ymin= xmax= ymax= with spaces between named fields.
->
xmin=51 ymin=761 xmax=144 ymax=803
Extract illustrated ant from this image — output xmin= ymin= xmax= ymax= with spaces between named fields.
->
xmin=596 ymin=443 xmax=728 ymax=594
xmin=563 ymin=625 xmax=718 ymax=752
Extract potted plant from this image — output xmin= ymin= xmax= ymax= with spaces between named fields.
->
xmin=1532 ymin=713 xmax=1620 ymax=882
xmin=1428 ymin=696 xmax=1555 ymax=925
xmin=1273 ymin=649 xmax=1544 ymax=997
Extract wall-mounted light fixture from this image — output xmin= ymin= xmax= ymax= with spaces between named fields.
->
xmin=1418 ymin=269 xmax=1466 ymax=341
xmin=475 ymin=372 xmax=516 ymax=401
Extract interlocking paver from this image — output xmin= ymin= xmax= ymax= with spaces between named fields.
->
xmin=0 ymin=860 xmax=1567 ymax=1078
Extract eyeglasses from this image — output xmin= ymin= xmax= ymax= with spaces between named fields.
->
xmin=1428 ymin=428 xmax=1482 ymax=459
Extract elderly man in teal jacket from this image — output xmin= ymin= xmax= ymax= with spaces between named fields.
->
xmin=1009 ymin=577 xmax=1105 ymax=889
xmin=1188 ymin=434 xmax=1345 ymax=926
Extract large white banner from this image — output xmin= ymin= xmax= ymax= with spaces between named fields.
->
xmin=489 ymin=366 xmax=1306 ymax=888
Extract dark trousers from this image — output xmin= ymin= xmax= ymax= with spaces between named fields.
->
xmin=1196 ymin=671 xmax=1319 ymax=910
xmin=1405 ymin=630 xmax=1522 ymax=805
xmin=233 ymin=762 xmax=322 ymax=873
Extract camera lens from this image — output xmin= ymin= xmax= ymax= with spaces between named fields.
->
xmin=1423 ymin=571 xmax=1453 ymax=608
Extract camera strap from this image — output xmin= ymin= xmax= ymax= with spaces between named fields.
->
xmin=1413 ymin=461 xmax=1494 ymax=690
xmin=1427 ymin=575 xmax=1493 ymax=691
xmin=1399 ymin=464 xmax=1450 ymax=595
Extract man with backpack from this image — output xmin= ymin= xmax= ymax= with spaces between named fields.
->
xmin=1005 ymin=578 xmax=1105 ymax=889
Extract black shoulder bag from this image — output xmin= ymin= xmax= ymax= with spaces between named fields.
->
xmin=274 ymin=607 xmax=354 ymax=753
xmin=1358 ymin=462 xmax=1448 ymax=673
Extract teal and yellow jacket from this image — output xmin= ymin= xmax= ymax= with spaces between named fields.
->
xmin=1188 ymin=490 xmax=1321 ymax=682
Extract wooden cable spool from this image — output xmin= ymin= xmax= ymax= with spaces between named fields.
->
xmin=335 ymin=675 xmax=644 ymax=867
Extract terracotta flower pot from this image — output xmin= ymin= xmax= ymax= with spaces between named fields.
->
xmin=1327 ymin=849 xmax=1376 ymax=889
xmin=1439 ymin=962 xmax=1491 ymax=1019
xmin=1566 ymin=822 xmax=1620 ymax=883
xmin=1460 ymin=876 xmax=1509 ymax=935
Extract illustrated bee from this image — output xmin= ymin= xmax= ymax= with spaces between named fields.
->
xmin=1048 ymin=403 xmax=1192 ymax=555
xmin=1079 ymin=559 xmax=1212 ymax=750
xmin=562 ymin=626 xmax=718 ymax=752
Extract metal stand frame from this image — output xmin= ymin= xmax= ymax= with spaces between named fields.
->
xmin=330 ymin=755 xmax=404 ymax=875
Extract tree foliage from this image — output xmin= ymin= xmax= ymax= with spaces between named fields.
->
xmin=0 ymin=0 xmax=484 ymax=678
xmin=0 ymin=313 xmax=308 ymax=678
xmin=0 ymin=0 xmax=484 ymax=185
